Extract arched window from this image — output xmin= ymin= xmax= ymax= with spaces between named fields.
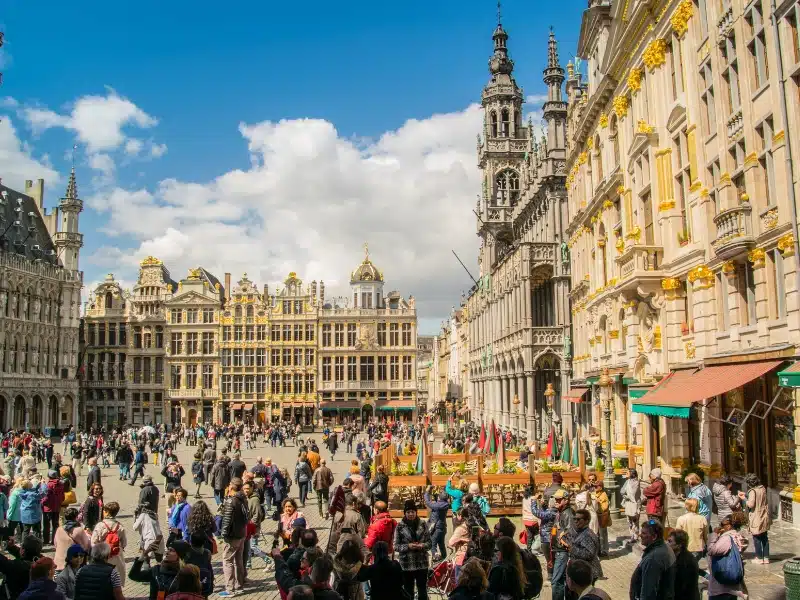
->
xmin=495 ymin=170 xmax=520 ymax=206
xmin=490 ymin=111 xmax=498 ymax=138
xmin=246 ymin=305 xmax=254 ymax=318
xmin=235 ymin=305 xmax=242 ymax=318
xmin=143 ymin=328 xmax=152 ymax=349
xmin=619 ymin=308 xmax=627 ymax=351
xmin=500 ymin=109 xmax=510 ymax=137
xmin=105 ymin=292 xmax=113 ymax=309
xmin=155 ymin=326 xmax=164 ymax=348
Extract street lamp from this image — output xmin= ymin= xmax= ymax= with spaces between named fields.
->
xmin=598 ymin=367 xmax=619 ymax=514
xmin=479 ymin=396 xmax=485 ymax=425
xmin=544 ymin=382 xmax=556 ymax=443
xmin=513 ymin=394 xmax=520 ymax=438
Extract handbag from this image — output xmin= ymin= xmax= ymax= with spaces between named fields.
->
xmin=711 ymin=537 xmax=744 ymax=585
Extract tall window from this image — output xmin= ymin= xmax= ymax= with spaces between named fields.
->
xmin=306 ymin=324 xmax=315 ymax=341
xmin=155 ymin=327 xmax=163 ymax=348
xmin=402 ymin=323 xmax=412 ymax=346
xmin=257 ymin=348 xmax=266 ymax=367
xmin=347 ymin=357 xmax=357 ymax=381
xmin=202 ymin=308 xmax=214 ymax=323
xmin=155 ymin=357 xmax=163 ymax=383
xmin=282 ymin=301 xmax=291 ymax=315
xmin=257 ymin=375 xmax=267 ymax=394
xmin=746 ymin=2 xmax=769 ymax=90
xmin=694 ymin=0 xmax=708 ymax=38
xmin=770 ymin=249 xmax=787 ymax=319
xmin=609 ymin=115 xmax=620 ymax=166
xmin=669 ymin=36 xmax=685 ymax=99
xmin=257 ymin=325 xmax=266 ymax=341
xmin=500 ymin=108 xmax=510 ymax=137
xmin=294 ymin=300 xmax=302 ymax=314
xmin=271 ymin=325 xmax=280 ymax=342
xmin=282 ymin=348 xmax=291 ymax=366
xmin=360 ymin=356 xmax=374 ymax=381
xmin=389 ymin=323 xmax=399 ymax=346
xmin=222 ymin=375 xmax=232 ymax=394
xmin=700 ymin=60 xmax=716 ymax=137
xmin=119 ymin=324 xmax=127 ymax=346
xmin=233 ymin=348 xmax=243 ymax=367
xmin=642 ymin=191 xmax=655 ymax=245
xmin=234 ymin=326 xmax=243 ymax=342
xmin=305 ymin=374 xmax=315 ymax=393
xmin=721 ymin=34 xmax=741 ymax=114
xmin=245 ymin=348 xmax=255 ymax=367
xmin=246 ymin=326 xmax=255 ymax=341
xmin=186 ymin=364 xmax=198 ymax=388
xmin=171 ymin=365 xmax=182 ymax=389
xmin=787 ymin=7 xmax=800 ymax=65
xmin=673 ymin=129 xmax=691 ymax=237
xmin=377 ymin=323 xmax=386 ymax=346
xmin=334 ymin=324 xmax=344 ymax=347
xmin=170 ymin=333 xmax=182 ymax=355
xmin=322 ymin=357 xmax=332 ymax=381
xmin=495 ymin=170 xmax=520 ymax=206
xmin=222 ymin=349 xmax=232 ymax=367
xmin=322 ymin=325 xmax=331 ymax=347
xmin=186 ymin=333 xmax=198 ymax=355
xmin=347 ymin=324 xmax=357 ymax=347
xmin=294 ymin=348 xmax=303 ymax=367
xmin=334 ymin=357 xmax=344 ymax=381
xmin=717 ymin=272 xmax=730 ymax=329
xmin=271 ymin=349 xmax=280 ymax=367
xmin=490 ymin=111 xmax=498 ymax=137
xmin=739 ymin=261 xmax=757 ymax=326
xmin=133 ymin=357 xmax=142 ymax=384
xmin=402 ymin=356 xmax=412 ymax=380
xmin=171 ymin=309 xmax=183 ymax=324
xmin=389 ymin=356 xmax=399 ymax=380
xmin=377 ymin=356 xmax=387 ymax=381
xmin=756 ymin=118 xmax=776 ymax=207
xmin=293 ymin=324 xmax=303 ymax=342
xmin=186 ymin=309 xmax=198 ymax=324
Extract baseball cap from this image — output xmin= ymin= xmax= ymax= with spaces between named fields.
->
xmin=552 ymin=489 xmax=569 ymax=500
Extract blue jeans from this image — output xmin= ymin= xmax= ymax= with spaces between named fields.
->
xmin=753 ymin=531 xmax=770 ymax=559
xmin=551 ymin=551 xmax=569 ymax=600
xmin=214 ymin=490 xmax=224 ymax=505
xmin=431 ymin=527 xmax=446 ymax=559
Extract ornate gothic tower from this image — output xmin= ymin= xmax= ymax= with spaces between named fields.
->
xmin=54 ymin=168 xmax=83 ymax=272
xmin=542 ymin=30 xmax=567 ymax=169
xmin=476 ymin=16 xmax=530 ymax=276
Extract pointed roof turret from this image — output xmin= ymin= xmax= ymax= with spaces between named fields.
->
xmin=547 ymin=27 xmax=559 ymax=69
xmin=488 ymin=0 xmax=514 ymax=75
xmin=63 ymin=167 xmax=78 ymax=201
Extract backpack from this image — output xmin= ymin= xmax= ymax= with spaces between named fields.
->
xmin=711 ymin=536 xmax=744 ymax=585
xmin=520 ymin=548 xmax=544 ymax=599
xmin=102 ymin=520 xmax=122 ymax=557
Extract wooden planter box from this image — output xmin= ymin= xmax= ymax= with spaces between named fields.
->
xmin=430 ymin=474 xmax=479 ymax=487
xmin=387 ymin=475 xmax=427 ymax=488
xmin=481 ymin=473 xmax=532 ymax=486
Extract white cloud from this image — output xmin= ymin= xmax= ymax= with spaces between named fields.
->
xmin=525 ymin=94 xmax=548 ymax=106
xmin=0 ymin=116 xmax=60 ymax=191
xmin=149 ymin=142 xmax=167 ymax=158
xmin=88 ymin=153 xmax=115 ymax=176
xmin=124 ymin=139 xmax=143 ymax=156
xmin=87 ymin=105 xmax=486 ymax=326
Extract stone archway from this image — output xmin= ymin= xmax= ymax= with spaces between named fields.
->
xmin=187 ymin=409 xmax=198 ymax=428
xmin=12 ymin=396 xmax=25 ymax=430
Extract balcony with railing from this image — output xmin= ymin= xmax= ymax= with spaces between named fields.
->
xmin=167 ymin=388 xmax=219 ymax=399
xmin=712 ymin=203 xmax=754 ymax=260
xmin=615 ymin=245 xmax=664 ymax=283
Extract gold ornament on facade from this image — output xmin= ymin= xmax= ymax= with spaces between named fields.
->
xmin=684 ymin=341 xmax=696 ymax=359
xmin=722 ymin=261 xmax=737 ymax=276
xmin=637 ymin=120 xmax=654 ymax=134
xmin=587 ymin=138 xmax=594 ymax=150
xmin=616 ymin=185 xmax=627 ymax=196
xmin=773 ymin=131 xmax=786 ymax=145
xmin=687 ymin=265 xmax=713 ymax=288
xmin=778 ymin=233 xmax=796 ymax=257
xmin=613 ymin=95 xmax=629 ymax=119
xmin=602 ymin=199 xmax=614 ymax=211
xmin=616 ymin=237 xmax=625 ymax=254
xmin=744 ymin=152 xmax=759 ymax=169
xmin=658 ymin=200 xmax=676 ymax=212
xmin=653 ymin=326 xmax=662 ymax=349
xmin=719 ymin=172 xmax=732 ymax=186
xmin=627 ymin=67 xmax=643 ymax=94
xmin=599 ymin=113 xmax=609 ymax=128
xmin=140 ymin=256 xmax=163 ymax=266
xmin=643 ymin=39 xmax=667 ymax=70
xmin=661 ymin=278 xmax=680 ymax=300
xmin=670 ymin=0 xmax=694 ymax=37
xmin=187 ymin=268 xmax=202 ymax=280
xmin=608 ymin=329 xmax=620 ymax=339
xmin=747 ymin=248 xmax=766 ymax=268
xmin=625 ymin=226 xmax=642 ymax=242
xmin=761 ymin=208 xmax=779 ymax=230
xmin=578 ymin=152 xmax=588 ymax=165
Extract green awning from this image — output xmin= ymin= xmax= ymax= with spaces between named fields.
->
xmin=778 ymin=362 xmax=800 ymax=388
xmin=321 ymin=407 xmax=338 ymax=413
xmin=632 ymin=403 xmax=691 ymax=418
xmin=377 ymin=406 xmax=414 ymax=411
xmin=586 ymin=376 xmax=599 ymax=384
xmin=623 ymin=377 xmax=639 ymax=385
xmin=628 ymin=388 xmax=651 ymax=399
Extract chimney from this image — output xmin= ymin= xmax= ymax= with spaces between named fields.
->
xmin=224 ymin=273 xmax=231 ymax=301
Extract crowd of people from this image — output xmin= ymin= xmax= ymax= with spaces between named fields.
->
xmin=0 ymin=419 xmax=778 ymax=600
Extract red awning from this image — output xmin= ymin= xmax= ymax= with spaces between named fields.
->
xmin=565 ymin=387 xmax=589 ymax=403
xmin=243 ymin=404 xmax=254 ymax=411
xmin=230 ymin=403 xmax=242 ymax=410
xmin=377 ymin=400 xmax=416 ymax=409
xmin=639 ymin=360 xmax=784 ymax=407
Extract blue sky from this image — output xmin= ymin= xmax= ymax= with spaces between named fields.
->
xmin=1 ymin=0 xmax=585 ymax=333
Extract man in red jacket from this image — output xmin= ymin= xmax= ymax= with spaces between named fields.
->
xmin=642 ymin=468 xmax=666 ymax=522
xmin=364 ymin=500 xmax=397 ymax=554
xmin=42 ymin=470 xmax=65 ymax=545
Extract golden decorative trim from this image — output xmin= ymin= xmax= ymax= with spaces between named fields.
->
xmin=616 ymin=237 xmax=625 ymax=254
xmin=608 ymin=329 xmax=620 ymax=339
xmin=625 ymin=226 xmax=641 ymax=242
xmin=595 ymin=335 xmax=603 ymax=343
xmin=661 ymin=278 xmax=680 ymax=291
xmin=643 ymin=39 xmax=668 ymax=70
xmin=587 ymin=137 xmax=594 ymax=150
xmin=778 ymin=233 xmax=796 ymax=257
xmin=140 ymin=256 xmax=163 ymax=266
xmin=613 ymin=95 xmax=629 ymax=119
xmin=773 ymin=131 xmax=786 ymax=144
xmin=658 ymin=200 xmax=676 ymax=211
xmin=578 ymin=151 xmax=588 ymax=165
xmin=684 ymin=341 xmax=696 ymax=359
xmin=637 ymin=120 xmax=654 ymax=134
xmin=722 ymin=260 xmax=736 ymax=275
xmin=616 ymin=185 xmax=627 ymax=196
xmin=603 ymin=199 xmax=615 ymax=210
xmin=628 ymin=67 xmax=643 ymax=94
xmin=719 ymin=172 xmax=732 ymax=185
xmin=688 ymin=265 xmax=713 ymax=285
xmin=762 ymin=208 xmax=779 ymax=230
xmin=747 ymin=248 xmax=766 ymax=268
xmin=689 ymin=180 xmax=703 ymax=192
xmin=744 ymin=152 xmax=759 ymax=168
xmin=655 ymin=148 xmax=673 ymax=157
xmin=670 ymin=0 xmax=694 ymax=37
xmin=653 ymin=325 xmax=662 ymax=349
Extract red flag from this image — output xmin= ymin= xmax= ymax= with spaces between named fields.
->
xmin=478 ymin=423 xmax=486 ymax=451
xmin=545 ymin=426 xmax=554 ymax=457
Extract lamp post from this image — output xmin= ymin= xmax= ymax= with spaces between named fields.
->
xmin=544 ymin=382 xmax=556 ymax=444
xmin=513 ymin=394 xmax=520 ymax=438
xmin=480 ymin=396 xmax=485 ymax=425
xmin=598 ymin=367 xmax=619 ymax=514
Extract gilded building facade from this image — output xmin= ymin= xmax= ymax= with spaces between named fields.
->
xmin=464 ymin=21 xmax=571 ymax=442
xmin=165 ymin=268 xmax=223 ymax=426
xmin=318 ymin=249 xmax=418 ymax=423
xmin=0 ymin=173 xmax=83 ymax=430
xmin=566 ymin=0 xmax=800 ymax=518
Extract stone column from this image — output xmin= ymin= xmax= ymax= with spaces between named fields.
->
xmin=503 ymin=376 xmax=511 ymax=427
xmin=516 ymin=373 xmax=525 ymax=435
xmin=526 ymin=374 xmax=536 ymax=441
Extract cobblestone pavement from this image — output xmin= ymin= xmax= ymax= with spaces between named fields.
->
xmin=43 ymin=436 xmax=795 ymax=599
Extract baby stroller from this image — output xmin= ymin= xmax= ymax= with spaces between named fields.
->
xmin=427 ymin=553 xmax=457 ymax=599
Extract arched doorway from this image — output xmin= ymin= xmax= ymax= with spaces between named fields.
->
xmin=534 ymin=353 xmax=561 ymax=441
xmin=12 ymin=396 xmax=25 ymax=430
xmin=48 ymin=396 xmax=58 ymax=429
xmin=361 ymin=404 xmax=373 ymax=426
xmin=61 ymin=396 xmax=74 ymax=429
xmin=30 ymin=396 xmax=42 ymax=430
xmin=187 ymin=409 xmax=197 ymax=428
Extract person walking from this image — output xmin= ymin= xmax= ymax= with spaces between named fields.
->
xmin=367 ymin=464 xmax=389 ymax=506
xmin=741 ymin=472 xmax=771 ymax=564
xmin=394 ymin=500 xmax=431 ymax=600
xmin=642 ymin=468 xmax=667 ymax=524
xmin=312 ymin=459 xmax=334 ymax=519
xmin=90 ymin=501 xmax=127 ymax=586
xmin=621 ymin=469 xmax=643 ymax=544
xmin=219 ymin=477 xmax=248 ymax=597
xmin=209 ymin=455 xmax=232 ymax=506
xmin=423 ymin=487 xmax=449 ymax=562
xmin=294 ymin=454 xmax=313 ymax=507
xmin=139 ymin=475 xmax=160 ymax=513
xmin=129 ymin=444 xmax=148 ymax=486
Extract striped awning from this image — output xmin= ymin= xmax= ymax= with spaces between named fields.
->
xmin=230 ymin=403 xmax=242 ymax=410
xmin=243 ymin=404 xmax=254 ymax=411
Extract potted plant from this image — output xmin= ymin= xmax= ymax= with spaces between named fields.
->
xmin=677 ymin=229 xmax=690 ymax=246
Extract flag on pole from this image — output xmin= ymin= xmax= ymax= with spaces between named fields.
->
xmin=497 ymin=433 xmax=506 ymax=471
xmin=571 ymin=434 xmax=580 ymax=467
xmin=478 ymin=423 xmax=486 ymax=452
xmin=560 ymin=430 xmax=571 ymax=463
xmin=488 ymin=420 xmax=497 ymax=454
xmin=545 ymin=426 xmax=554 ymax=458
xmin=415 ymin=428 xmax=427 ymax=474
xmin=549 ymin=427 xmax=560 ymax=461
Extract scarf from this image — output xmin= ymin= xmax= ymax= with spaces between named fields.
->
xmin=169 ymin=502 xmax=187 ymax=529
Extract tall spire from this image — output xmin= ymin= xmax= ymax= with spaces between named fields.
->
xmin=547 ymin=27 xmax=559 ymax=69
xmin=489 ymin=3 xmax=513 ymax=76
xmin=64 ymin=167 xmax=78 ymax=201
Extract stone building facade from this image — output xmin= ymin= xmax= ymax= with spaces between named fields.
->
xmin=0 ymin=173 xmax=83 ymax=430
xmin=565 ymin=0 xmax=800 ymax=519
xmin=82 ymin=249 xmax=419 ymax=427
xmin=165 ymin=268 xmax=223 ymax=426
xmin=318 ymin=249 xmax=418 ymax=424
xmin=464 ymin=20 xmax=571 ymax=442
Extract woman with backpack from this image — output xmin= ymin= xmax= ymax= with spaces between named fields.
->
xmin=91 ymin=501 xmax=127 ymax=586
xmin=740 ymin=472 xmax=771 ymax=564
xmin=707 ymin=511 xmax=748 ymax=599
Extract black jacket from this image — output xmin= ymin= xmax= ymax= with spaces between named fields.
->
xmin=275 ymin=554 xmax=344 ymax=600
xmin=0 ymin=549 xmax=32 ymax=600
xmin=20 ymin=578 xmax=66 ymax=600
xmin=85 ymin=466 xmax=101 ymax=491
xmin=673 ymin=549 xmax=700 ymax=600
xmin=356 ymin=559 xmax=407 ymax=600
xmin=228 ymin=459 xmax=246 ymax=479
xmin=161 ymin=465 xmax=185 ymax=493
xmin=448 ymin=586 xmax=496 ymax=600
xmin=74 ymin=562 xmax=114 ymax=600
xmin=128 ymin=558 xmax=180 ymax=600
xmin=220 ymin=492 xmax=248 ymax=540
xmin=139 ymin=482 xmax=160 ymax=513
xmin=487 ymin=561 xmax=524 ymax=600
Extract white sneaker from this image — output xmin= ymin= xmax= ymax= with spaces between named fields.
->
xmin=751 ymin=558 xmax=763 ymax=565
xmin=762 ymin=558 xmax=770 ymax=564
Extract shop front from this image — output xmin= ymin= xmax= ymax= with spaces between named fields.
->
xmin=320 ymin=401 xmax=361 ymax=425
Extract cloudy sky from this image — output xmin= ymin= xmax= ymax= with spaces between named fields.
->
xmin=0 ymin=0 xmax=583 ymax=333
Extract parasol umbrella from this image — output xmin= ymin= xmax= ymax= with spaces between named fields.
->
xmin=497 ymin=433 xmax=506 ymax=471
xmin=549 ymin=426 xmax=560 ymax=461
xmin=139 ymin=425 xmax=156 ymax=436
xmin=477 ymin=423 xmax=486 ymax=452
xmin=560 ymin=430 xmax=571 ymax=463
xmin=571 ymin=434 xmax=580 ymax=467
xmin=415 ymin=428 xmax=427 ymax=474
